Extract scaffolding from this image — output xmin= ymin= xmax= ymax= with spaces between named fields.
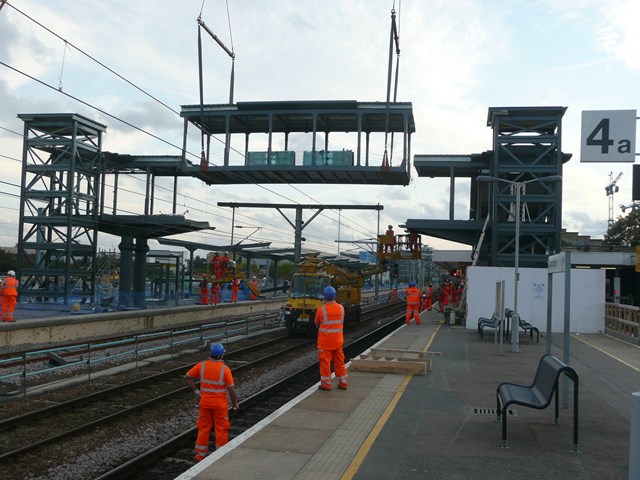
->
xmin=16 ymin=114 xmax=106 ymax=304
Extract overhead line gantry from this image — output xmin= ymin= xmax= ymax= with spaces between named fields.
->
xmin=218 ymin=202 xmax=384 ymax=268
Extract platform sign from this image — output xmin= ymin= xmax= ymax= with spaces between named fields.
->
xmin=548 ymin=252 xmax=565 ymax=274
xmin=580 ymin=110 xmax=636 ymax=162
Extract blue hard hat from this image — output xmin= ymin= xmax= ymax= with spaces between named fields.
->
xmin=323 ymin=286 xmax=337 ymax=300
xmin=210 ymin=342 xmax=225 ymax=357
xmin=409 ymin=281 xmax=416 ymax=287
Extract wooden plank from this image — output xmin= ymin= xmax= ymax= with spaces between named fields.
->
xmin=350 ymin=354 xmax=431 ymax=374
xmin=350 ymin=357 xmax=426 ymax=375
xmin=398 ymin=357 xmax=432 ymax=371
xmin=371 ymin=348 xmax=441 ymax=357
xmin=357 ymin=353 xmax=431 ymax=370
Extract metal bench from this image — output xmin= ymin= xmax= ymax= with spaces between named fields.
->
xmin=496 ymin=353 xmax=579 ymax=450
xmin=477 ymin=313 xmax=501 ymax=339
xmin=505 ymin=308 xmax=539 ymax=343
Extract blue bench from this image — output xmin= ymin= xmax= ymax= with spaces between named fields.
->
xmin=505 ymin=308 xmax=539 ymax=343
xmin=496 ymin=353 xmax=579 ymax=450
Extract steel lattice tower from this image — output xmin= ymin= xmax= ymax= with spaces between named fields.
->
xmin=486 ymin=107 xmax=566 ymax=268
xmin=16 ymin=113 xmax=106 ymax=304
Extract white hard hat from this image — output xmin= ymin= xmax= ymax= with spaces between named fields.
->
xmin=7 ymin=270 xmax=15 ymax=276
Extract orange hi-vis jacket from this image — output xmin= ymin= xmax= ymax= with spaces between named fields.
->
xmin=186 ymin=359 xmax=234 ymax=409
xmin=3 ymin=277 xmax=18 ymax=296
xmin=315 ymin=301 xmax=345 ymax=350
xmin=405 ymin=286 xmax=422 ymax=306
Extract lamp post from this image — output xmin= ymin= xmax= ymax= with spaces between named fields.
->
xmin=477 ymin=174 xmax=562 ymax=353
xmin=229 ymin=206 xmax=237 ymax=254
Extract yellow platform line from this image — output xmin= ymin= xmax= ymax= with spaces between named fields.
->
xmin=341 ymin=324 xmax=442 ymax=480
xmin=572 ymin=333 xmax=640 ymax=373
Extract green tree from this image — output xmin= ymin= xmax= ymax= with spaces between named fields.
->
xmin=604 ymin=208 xmax=640 ymax=247
xmin=269 ymin=260 xmax=294 ymax=280
xmin=192 ymin=255 xmax=207 ymax=273
xmin=0 ymin=249 xmax=17 ymax=273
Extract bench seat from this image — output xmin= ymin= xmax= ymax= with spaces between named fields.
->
xmin=477 ymin=314 xmax=504 ymax=339
xmin=496 ymin=353 xmax=579 ymax=450
xmin=505 ymin=308 xmax=539 ymax=343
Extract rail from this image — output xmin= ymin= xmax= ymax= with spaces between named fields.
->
xmin=604 ymin=302 xmax=639 ymax=344
xmin=0 ymin=313 xmax=282 ymax=397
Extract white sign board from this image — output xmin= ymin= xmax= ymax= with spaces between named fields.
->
xmin=548 ymin=252 xmax=566 ymax=274
xmin=580 ymin=110 xmax=636 ymax=162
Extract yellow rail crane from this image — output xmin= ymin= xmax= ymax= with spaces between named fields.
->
xmin=283 ymin=255 xmax=387 ymax=334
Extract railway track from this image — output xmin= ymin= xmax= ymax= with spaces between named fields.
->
xmin=0 ymin=311 xmax=283 ymax=397
xmin=0 ymin=311 xmax=281 ymax=367
xmin=96 ymin=314 xmax=404 ymax=480
xmin=0 ymin=335 xmax=311 ymax=476
xmin=1 ymin=301 xmax=404 ymax=479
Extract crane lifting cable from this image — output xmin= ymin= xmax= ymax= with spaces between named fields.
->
xmin=196 ymin=5 xmax=235 ymax=167
xmin=382 ymin=5 xmax=401 ymax=172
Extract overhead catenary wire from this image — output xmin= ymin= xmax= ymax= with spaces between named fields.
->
xmin=0 ymin=142 xmax=376 ymax=256
xmin=3 ymin=2 xmax=182 ymax=117
xmin=0 ymin=2 xmax=392 ymax=253
xmin=0 ymin=126 xmax=379 ymax=251
xmin=4 ymin=0 xmax=384 ymax=238
xmin=0 ymin=68 xmax=380 ymax=255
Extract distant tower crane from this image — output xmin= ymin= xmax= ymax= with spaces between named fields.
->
xmin=605 ymin=171 xmax=623 ymax=227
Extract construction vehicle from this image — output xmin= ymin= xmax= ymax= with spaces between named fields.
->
xmin=283 ymin=255 xmax=387 ymax=334
xmin=205 ymin=252 xmax=261 ymax=299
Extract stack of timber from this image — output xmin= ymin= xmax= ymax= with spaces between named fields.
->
xmin=350 ymin=347 xmax=439 ymax=375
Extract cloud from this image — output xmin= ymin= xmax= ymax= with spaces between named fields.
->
xmin=593 ymin=0 xmax=640 ymax=70
xmin=564 ymin=210 xmax=608 ymax=238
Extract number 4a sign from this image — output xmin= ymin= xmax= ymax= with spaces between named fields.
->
xmin=581 ymin=110 xmax=636 ymax=162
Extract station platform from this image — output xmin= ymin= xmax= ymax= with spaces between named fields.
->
xmin=177 ymin=309 xmax=637 ymax=480
xmin=0 ymin=300 xmax=285 ymax=348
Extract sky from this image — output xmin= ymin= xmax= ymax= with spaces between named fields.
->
xmin=1 ymin=0 xmax=639 ymax=260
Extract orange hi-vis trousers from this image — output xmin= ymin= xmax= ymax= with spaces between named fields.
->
xmin=318 ymin=347 xmax=347 ymax=390
xmin=2 ymin=295 xmax=17 ymax=321
xmin=406 ymin=304 xmax=421 ymax=324
xmin=194 ymin=405 xmax=230 ymax=459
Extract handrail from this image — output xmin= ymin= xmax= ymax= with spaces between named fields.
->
xmin=0 ymin=314 xmax=282 ymax=396
xmin=604 ymin=302 xmax=639 ymax=343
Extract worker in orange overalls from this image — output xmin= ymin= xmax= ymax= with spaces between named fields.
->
xmin=230 ymin=278 xmax=240 ymax=303
xmin=199 ymin=277 xmax=209 ymax=305
xmin=210 ymin=282 xmax=219 ymax=305
xmin=419 ymin=293 xmax=428 ymax=313
xmin=442 ymin=280 xmax=450 ymax=307
xmin=250 ymin=276 xmax=259 ymax=300
xmin=384 ymin=225 xmax=395 ymax=253
xmin=220 ymin=252 xmax=230 ymax=278
xmin=437 ymin=287 xmax=446 ymax=313
xmin=211 ymin=253 xmax=222 ymax=279
xmin=426 ymin=284 xmax=433 ymax=311
xmin=314 ymin=286 xmax=348 ymax=391
xmin=404 ymin=281 xmax=422 ymax=325
xmin=392 ymin=287 xmax=398 ymax=302
xmin=184 ymin=343 xmax=239 ymax=462
xmin=1 ymin=270 xmax=18 ymax=322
